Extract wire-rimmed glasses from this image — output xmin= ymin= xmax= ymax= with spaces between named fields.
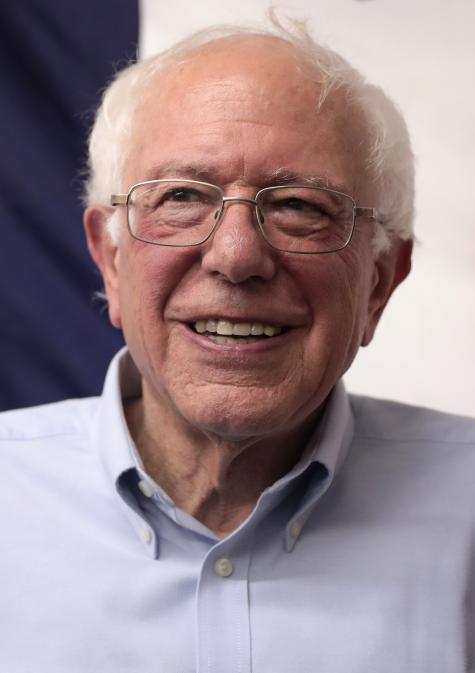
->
xmin=110 ymin=179 xmax=378 ymax=254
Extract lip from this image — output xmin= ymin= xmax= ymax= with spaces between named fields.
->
xmin=167 ymin=304 xmax=309 ymax=330
xmin=180 ymin=322 xmax=296 ymax=353
xmin=180 ymin=314 xmax=300 ymax=328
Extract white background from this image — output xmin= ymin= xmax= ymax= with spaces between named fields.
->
xmin=139 ymin=0 xmax=475 ymax=416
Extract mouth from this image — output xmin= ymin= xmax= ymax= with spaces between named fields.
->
xmin=190 ymin=319 xmax=286 ymax=345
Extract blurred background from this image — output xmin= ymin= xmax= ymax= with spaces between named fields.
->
xmin=2 ymin=0 xmax=474 ymax=415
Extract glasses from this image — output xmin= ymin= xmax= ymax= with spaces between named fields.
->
xmin=110 ymin=179 xmax=378 ymax=254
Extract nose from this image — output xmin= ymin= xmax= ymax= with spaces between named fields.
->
xmin=200 ymin=197 xmax=277 ymax=284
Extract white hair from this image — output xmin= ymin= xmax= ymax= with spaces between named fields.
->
xmin=85 ymin=13 xmax=415 ymax=254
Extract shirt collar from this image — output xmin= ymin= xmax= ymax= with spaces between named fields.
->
xmin=94 ymin=347 xmax=140 ymax=482
xmin=93 ymin=347 xmax=354 ymax=554
xmin=281 ymin=381 xmax=354 ymax=551
xmin=92 ymin=348 xmax=159 ymax=555
xmin=265 ymin=380 xmax=353 ymax=495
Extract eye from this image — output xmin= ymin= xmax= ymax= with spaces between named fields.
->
xmin=277 ymin=197 xmax=328 ymax=214
xmin=270 ymin=196 xmax=332 ymax=220
xmin=161 ymin=188 xmax=203 ymax=203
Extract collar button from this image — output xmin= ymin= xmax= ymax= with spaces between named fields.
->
xmin=214 ymin=557 xmax=234 ymax=578
xmin=289 ymin=521 xmax=302 ymax=539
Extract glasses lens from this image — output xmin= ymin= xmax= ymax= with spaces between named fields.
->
xmin=257 ymin=186 xmax=354 ymax=253
xmin=128 ymin=181 xmax=222 ymax=246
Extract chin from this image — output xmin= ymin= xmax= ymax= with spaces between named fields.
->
xmin=175 ymin=390 xmax=289 ymax=442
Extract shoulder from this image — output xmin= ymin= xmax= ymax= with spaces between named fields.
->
xmin=349 ymin=395 xmax=475 ymax=446
xmin=344 ymin=396 xmax=475 ymax=520
xmin=0 ymin=397 xmax=102 ymax=495
xmin=0 ymin=397 xmax=99 ymax=445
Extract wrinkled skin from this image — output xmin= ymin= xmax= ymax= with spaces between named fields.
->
xmin=85 ymin=36 xmax=412 ymax=534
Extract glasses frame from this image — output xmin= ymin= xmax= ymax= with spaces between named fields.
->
xmin=111 ymin=178 xmax=379 ymax=255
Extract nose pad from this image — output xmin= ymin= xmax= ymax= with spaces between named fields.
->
xmin=210 ymin=198 xmax=260 ymax=238
xmin=211 ymin=200 xmax=267 ymax=251
xmin=201 ymin=199 xmax=276 ymax=283
xmin=256 ymin=206 xmax=265 ymax=225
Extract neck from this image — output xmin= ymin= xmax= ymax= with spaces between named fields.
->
xmin=125 ymin=387 xmax=321 ymax=538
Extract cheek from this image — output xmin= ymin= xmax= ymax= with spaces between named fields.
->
xmin=118 ymin=244 xmax=192 ymax=321
xmin=117 ymin=248 xmax=171 ymax=358
xmin=117 ymin=246 xmax=206 ymax=387
xmin=299 ymin=250 xmax=374 ymax=353
xmin=119 ymin=254 xmax=153 ymax=323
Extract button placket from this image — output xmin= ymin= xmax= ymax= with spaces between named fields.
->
xmin=196 ymin=546 xmax=252 ymax=673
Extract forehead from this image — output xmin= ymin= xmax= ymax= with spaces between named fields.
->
xmin=126 ymin=37 xmax=368 ymax=193
xmin=143 ymin=35 xmax=322 ymax=111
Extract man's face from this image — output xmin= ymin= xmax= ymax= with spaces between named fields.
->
xmin=87 ymin=37 xmax=410 ymax=442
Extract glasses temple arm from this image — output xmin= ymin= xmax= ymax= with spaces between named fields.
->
xmin=355 ymin=206 xmax=383 ymax=223
xmin=110 ymin=194 xmax=128 ymax=206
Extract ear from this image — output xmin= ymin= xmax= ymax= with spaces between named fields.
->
xmin=361 ymin=238 xmax=413 ymax=347
xmin=83 ymin=206 xmax=122 ymax=329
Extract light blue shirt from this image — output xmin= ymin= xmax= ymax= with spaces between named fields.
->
xmin=1 ymin=348 xmax=475 ymax=673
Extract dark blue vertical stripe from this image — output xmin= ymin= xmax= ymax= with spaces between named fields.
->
xmin=0 ymin=0 xmax=139 ymax=410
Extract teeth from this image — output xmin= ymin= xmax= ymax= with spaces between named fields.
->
xmin=193 ymin=320 xmax=282 ymax=337
xmin=206 ymin=319 xmax=218 ymax=333
xmin=207 ymin=335 xmax=264 ymax=344
xmin=217 ymin=320 xmax=234 ymax=336
xmin=264 ymin=325 xmax=276 ymax=337
xmin=232 ymin=322 xmax=251 ymax=336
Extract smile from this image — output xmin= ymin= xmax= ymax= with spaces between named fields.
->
xmin=191 ymin=319 xmax=284 ymax=344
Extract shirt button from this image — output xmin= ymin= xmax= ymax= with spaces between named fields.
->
xmin=289 ymin=521 xmax=302 ymax=539
xmin=214 ymin=557 xmax=234 ymax=577
xmin=141 ymin=527 xmax=153 ymax=544
xmin=138 ymin=479 xmax=154 ymax=498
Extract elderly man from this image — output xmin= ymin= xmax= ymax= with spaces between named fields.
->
xmin=1 ymin=19 xmax=474 ymax=673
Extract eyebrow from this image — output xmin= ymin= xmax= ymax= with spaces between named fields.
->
xmin=140 ymin=163 xmax=351 ymax=195
xmin=142 ymin=162 xmax=215 ymax=182
xmin=265 ymin=169 xmax=350 ymax=194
